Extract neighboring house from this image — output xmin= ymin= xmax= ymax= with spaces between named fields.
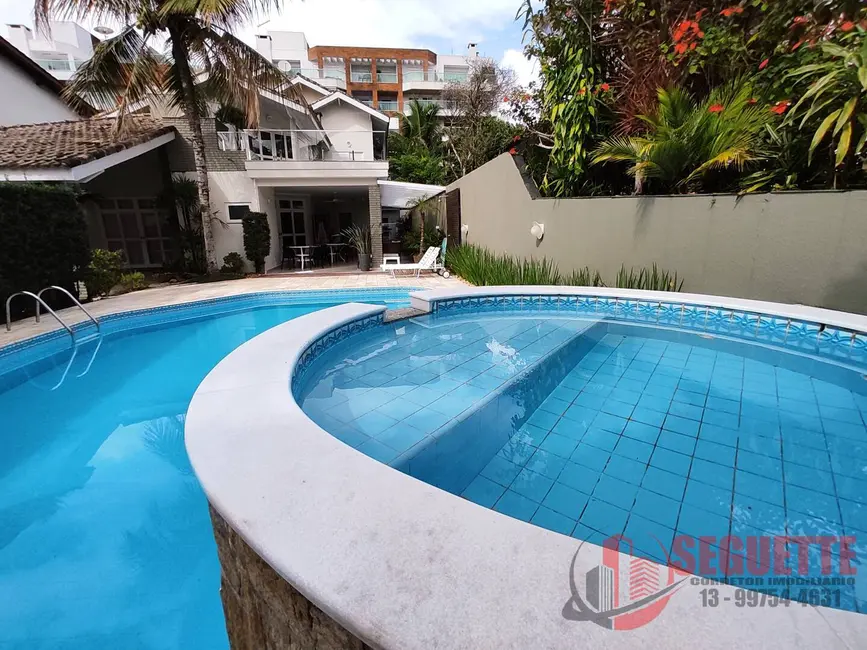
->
xmin=6 ymin=21 xmax=96 ymax=81
xmin=254 ymin=30 xmax=478 ymax=121
xmin=0 ymin=78 xmax=439 ymax=271
xmin=0 ymin=36 xmax=92 ymax=126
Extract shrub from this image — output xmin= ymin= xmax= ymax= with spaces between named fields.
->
xmin=119 ymin=272 xmax=148 ymax=292
xmin=85 ymin=249 xmax=124 ymax=298
xmin=402 ymin=223 xmax=444 ymax=255
xmin=220 ymin=252 xmax=245 ymax=275
xmin=241 ymin=212 xmax=271 ymax=274
xmin=446 ymin=244 xmax=682 ymax=291
xmin=0 ymin=183 xmax=89 ymax=319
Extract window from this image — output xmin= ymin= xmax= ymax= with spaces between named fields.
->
xmin=98 ymin=197 xmax=172 ymax=267
xmin=227 ymin=204 xmax=251 ymax=222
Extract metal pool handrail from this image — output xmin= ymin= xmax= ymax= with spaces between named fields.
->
xmin=5 ymin=291 xmax=74 ymax=336
xmin=37 ymin=285 xmax=101 ymax=332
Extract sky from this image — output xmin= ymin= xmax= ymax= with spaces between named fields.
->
xmin=0 ymin=0 xmax=539 ymax=86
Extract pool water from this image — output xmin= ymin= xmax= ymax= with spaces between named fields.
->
xmin=0 ymin=291 xmax=410 ymax=650
xmin=299 ymin=311 xmax=867 ymax=613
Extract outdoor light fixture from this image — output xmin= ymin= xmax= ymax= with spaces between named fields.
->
xmin=461 ymin=224 xmax=469 ymax=237
xmin=530 ymin=221 xmax=545 ymax=241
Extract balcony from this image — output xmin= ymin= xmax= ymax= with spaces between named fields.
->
xmin=404 ymin=99 xmax=458 ymax=115
xmin=376 ymin=72 xmax=398 ymax=83
xmin=403 ymin=71 xmax=442 ymax=83
xmin=218 ymin=129 xmax=387 ymax=162
xmin=350 ymin=71 xmax=374 ymax=83
xmin=378 ymin=100 xmax=399 ymax=111
xmin=287 ymin=67 xmax=346 ymax=90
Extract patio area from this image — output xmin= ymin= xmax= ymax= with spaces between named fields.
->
xmin=1 ymin=272 xmax=464 ymax=347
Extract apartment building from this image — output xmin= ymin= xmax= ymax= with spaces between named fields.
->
xmin=254 ymin=31 xmax=476 ymax=118
xmin=5 ymin=21 xmax=96 ymax=81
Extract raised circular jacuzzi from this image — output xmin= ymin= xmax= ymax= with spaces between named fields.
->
xmin=185 ymin=287 xmax=867 ymax=649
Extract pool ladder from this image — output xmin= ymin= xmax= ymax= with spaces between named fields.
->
xmin=5 ymin=285 xmax=101 ymax=341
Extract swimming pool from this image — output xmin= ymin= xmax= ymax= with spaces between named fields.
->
xmin=0 ymin=289 xmax=411 ymax=650
xmin=297 ymin=298 xmax=867 ymax=613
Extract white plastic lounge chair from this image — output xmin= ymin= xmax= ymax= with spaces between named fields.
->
xmin=381 ymin=246 xmax=440 ymax=277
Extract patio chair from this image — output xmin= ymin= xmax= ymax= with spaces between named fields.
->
xmin=380 ymin=246 xmax=440 ymax=278
xmin=433 ymin=238 xmax=450 ymax=278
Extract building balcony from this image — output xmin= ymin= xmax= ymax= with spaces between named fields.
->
xmin=376 ymin=72 xmax=398 ymax=83
xmin=378 ymin=100 xmax=399 ymax=112
xmin=287 ymin=67 xmax=346 ymax=90
xmin=350 ymin=71 xmax=374 ymax=83
xmin=403 ymin=99 xmax=458 ymax=116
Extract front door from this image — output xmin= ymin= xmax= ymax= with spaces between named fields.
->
xmin=278 ymin=198 xmax=307 ymax=252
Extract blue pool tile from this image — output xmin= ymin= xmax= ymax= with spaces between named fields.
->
xmin=642 ymin=466 xmax=687 ymax=500
xmin=557 ymin=461 xmax=601 ymax=494
xmin=679 ymin=379 xmax=710 ymax=395
xmin=357 ymin=439 xmax=400 ymax=464
xmin=820 ymin=405 xmax=864 ymax=425
xmin=560 ymin=404 xmax=599 ymax=427
xmin=632 ymin=488 xmax=681 ymax=529
xmin=353 ymin=411 xmax=400 ymax=436
xmin=781 ymin=426 xmax=826 ymax=451
xmin=636 ymin=393 xmax=672 ymax=412
xmin=604 ymin=454 xmax=646 ymax=485
xmin=782 ymin=443 xmax=830 ymax=472
xmin=734 ymin=470 xmax=784 ymax=507
xmin=581 ymin=427 xmax=619 ymax=452
xmin=698 ymin=423 xmax=739 ymax=448
xmin=600 ymin=397 xmax=634 ymax=419
xmin=737 ymin=450 xmax=783 ymax=480
xmin=706 ymin=396 xmax=740 ymax=415
xmin=650 ymin=447 xmax=691 ymax=476
xmin=494 ymin=490 xmax=539 ymax=522
xmin=538 ymin=432 xmax=579 ymax=458
xmin=689 ymin=458 xmax=734 ymax=490
xmin=551 ymin=417 xmax=591 ymax=442
xmin=466 ymin=372 xmax=506 ymax=392
xmin=676 ymin=502 xmax=731 ymax=541
xmin=329 ymin=426 xmax=370 ymax=449
xmin=613 ymin=437 xmax=654 ymax=464
xmin=835 ymin=475 xmax=867 ymax=504
xmin=497 ymin=439 xmax=537 ymax=466
xmin=784 ymin=462 xmax=836 ymax=496
xmin=684 ymin=480 xmax=732 ymax=518
xmin=402 ymin=408 xmax=452 ymax=435
xmin=524 ymin=449 xmax=568 ymax=480
xmin=739 ymin=433 xmax=781 ymax=458
xmin=571 ymin=523 xmax=613 ymax=546
xmin=739 ymin=418 xmax=780 ymax=440
xmin=515 ymin=423 xmax=550 ymax=447
xmin=538 ymin=396 xmax=572 ymax=416
xmin=785 ymin=484 xmax=841 ymax=523
xmin=531 ymin=506 xmax=577 ymax=536
xmin=656 ymin=429 xmax=698 ymax=456
xmin=732 ymin=494 xmax=787 ymax=535
xmin=673 ymin=388 xmax=706 ymax=407
xmin=839 ymin=499 xmax=867 ymax=533
xmin=830 ymin=453 xmax=867 ymax=481
xmin=462 ymin=476 xmax=507 ymax=508
xmin=622 ymin=420 xmax=661 ymax=444
xmin=542 ymin=482 xmax=590 ymax=520
xmin=570 ymin=443 xmax=611 ymax=472
xmin=510 ymin=468 xmax=556 ymax=503
xmin=631 ymin=407 xmax=666 ymax=428
xmin=481 ymin=455 xmax=523 ymax=486
xmin=702 ymin=409 xmax=740 ymax=430
xmin=579 ymin=497 xmax=629 ymax=537
xmin=592 ymin=474 xmax=639 ymax=510
xmin=609 ymin=388 xmax=641 ymax=406
xmin=694 ymin=439 xmax=736 ymax=467
xmin=376 ymin=423 xmax=428 ymax=453
xmin=624 ymin=514 xmax=675 ymax=562
xmin=664 ymin=414 xmax=701 ymax=437
xmin=427 ymin=395 xmax=471 ymax=418
xmin=592 ymin=411 xmax=628 ymax=434
xmin=668 ymin=401 xmax=704 ymax=421
xmin=526 ymin=409 xmax=561 ymax=431
xmin=403 ymin=385 xmax=443 ymax=407
xmin=574 ymin=392 xmax=606 ymax=410
xmin=375 ymin=399 xmax=422 ymax=421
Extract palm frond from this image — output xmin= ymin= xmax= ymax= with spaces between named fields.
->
xmin=35 ymin=0 xmax=137 ymax=33
xmin=64 ymin=27 xmax=165 ymax=131
xmin=159 ymin=0 xmax=281 ymax=30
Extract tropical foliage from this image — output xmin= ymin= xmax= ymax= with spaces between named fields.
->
xmin=512 ymin=0 xmax=867 ymax=197
xmin=241 ymin=211 xmax=271 ymax=274
xmin=446 ymin=244 xmax=681 ymax=290
xmin=37 ymin=0 xmax=293 ymax=270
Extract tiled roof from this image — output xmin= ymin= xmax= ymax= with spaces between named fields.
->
xmin=0 ymin=116 xmax=174 ymax=169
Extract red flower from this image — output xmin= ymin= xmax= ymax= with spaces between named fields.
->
xmin=503 ymin=96 xmax=510 ymax=102
xmin=708 ymin=104 xmax=725 ymax=113
xmin=720 ymin=6 xmax=744 ymax=17
xmin=747 ymin=98 xmax=758 ymax=105
xmin=513 ymin=135 xmax=521 ymax=142
xmin=759 ymin=58 xmax=769 ymax=70
xmin=695 ymin=9 xmax=706 ymax=20
xmin=770 ymin=100 xmax=791 ymax=115
xmin=690 ymin=42 xmax=697 ymax=50
xmin=578 ymin=87 xmax=587 ymax=95
xmin=792 ymin=40 xmax=804 ymax=51
xmin=840 ymin=20 xmax=855 ymax=32
xmin=674 ymin=42 xmax=688 ymax=55
xmin=792 ymin=15 xmax=809 ymax=25
xmin=600 ymin=82 xmax=610 ymax=92
xmin=509 ymin=148 xmax=517 ymax=155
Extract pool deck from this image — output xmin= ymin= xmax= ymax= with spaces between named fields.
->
xmin=1 ymin=273 xmax=464 ymax=348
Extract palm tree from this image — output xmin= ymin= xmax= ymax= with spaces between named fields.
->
xmin=35 ymin=0 xmax=291 ymax=271
xmin=402 ymin=99 xmax=442 ymax=152
xmin=592 ymin=81 xmax=769 ymax=194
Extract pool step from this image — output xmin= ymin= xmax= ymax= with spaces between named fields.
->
xmin=394 ymin=320 xmax=608 ymax=494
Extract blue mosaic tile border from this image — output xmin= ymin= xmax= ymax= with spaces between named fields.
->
xmin=291 ymin=313 xmax=385 ymax=396
xmin=432 ymin=295 xmax=867 ymax=368
xmin=0 ymin=288 xmax=414 ymax=387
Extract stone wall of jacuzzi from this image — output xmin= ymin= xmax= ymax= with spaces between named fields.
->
xmin=185 ymin=292 xmax=867 ymax=650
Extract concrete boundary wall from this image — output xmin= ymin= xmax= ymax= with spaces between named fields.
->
xmin=446 ymin=154 xmax=867 ymax=314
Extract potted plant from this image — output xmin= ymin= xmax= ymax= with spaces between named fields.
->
xmin=341 ymin=224 xmax=372 ymax=271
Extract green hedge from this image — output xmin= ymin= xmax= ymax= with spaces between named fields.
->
xmin=242 ymin=212 xmax=271 ymax=274
xmin=0 ymin=184 xmax=90 ymax=320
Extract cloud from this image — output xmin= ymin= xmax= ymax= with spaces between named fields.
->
xmin=500 ymin=47 xmax=538 ymax=88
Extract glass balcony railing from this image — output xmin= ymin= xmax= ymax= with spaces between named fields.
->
xmin=443 ymin=72 xmax=469 ymax=83
xmin=405 ymin=99 xmax=458 ymax=112
xmin=350 ymin=71 xmax=374 ymax=83
xmin=377 ymin=72 xmax=398 ymax=83
xmin=378 ymin=100 xmax=399 ymax=111
xmin=217 ymin=129 xmax=389 ymax=162
xmin=34 ymin=58 xmax=73 ymax=71
xmin=402 ymin=71 xmax=442 ymax=83
xmin=287 ymin=67 xmax=346 ymax=82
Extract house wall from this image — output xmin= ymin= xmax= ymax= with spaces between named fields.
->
xmin=317 ymin=103 xmax=375 ymax=161
xmin=447 ymin=153 xmax=867 ymax=314
xmin=164 ymin=116 xmax=247 ymax=173
xmin=207 ymin=171 xmax=259 ymax=270
xmin=0 ymin=56 xmax=80 ymax=125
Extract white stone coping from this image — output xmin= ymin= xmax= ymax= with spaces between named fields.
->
xmin=409 ymin=286 xmax=867 ymax=333
xmin=185 ymin=296 xmax=867 ymax=650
